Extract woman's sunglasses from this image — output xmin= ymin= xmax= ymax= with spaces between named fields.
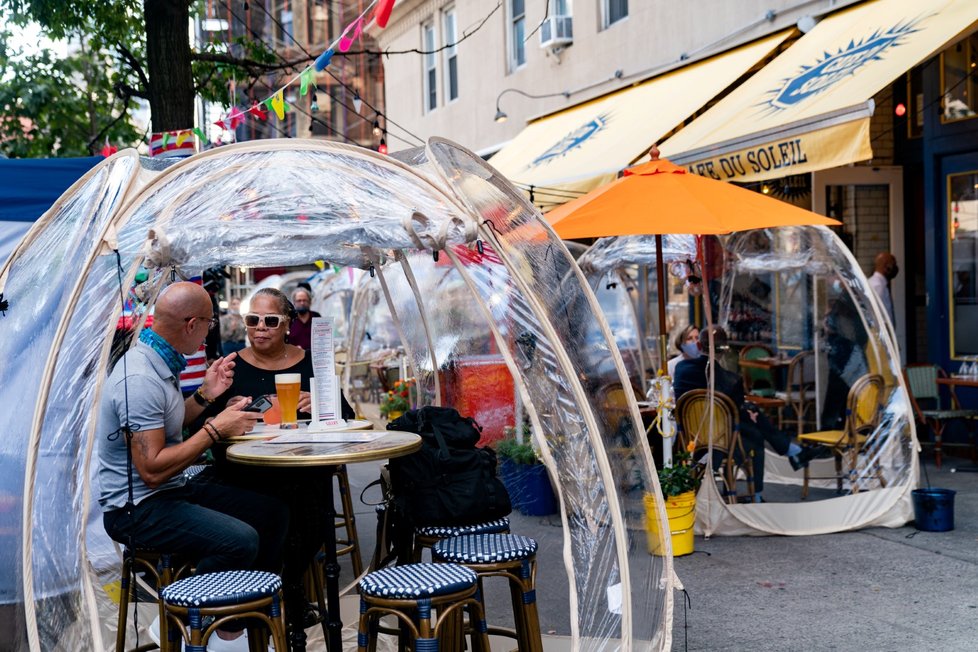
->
xmin=244 ymin=313 xmax=286 ymax=328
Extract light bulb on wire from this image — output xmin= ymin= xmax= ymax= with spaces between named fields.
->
xmin=378 ymin=138 xmax=388 ymax=155
xmin=372 ymin=120 xmax=382 ymax=137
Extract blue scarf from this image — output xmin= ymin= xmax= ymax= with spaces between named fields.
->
xmin=139 ymin=328 xmax=187 ymax=377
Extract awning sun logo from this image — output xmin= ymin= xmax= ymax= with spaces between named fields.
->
xmin=762 ymin=15 xmax=929 ymax=113
xmin=528 ymin=112 xmax=611 ymax=169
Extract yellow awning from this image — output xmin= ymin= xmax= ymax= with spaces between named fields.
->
xmin=660 ymin=0 xmax=978 ymax=183
xmin=488 ymin=31 xmax=790 ymax=208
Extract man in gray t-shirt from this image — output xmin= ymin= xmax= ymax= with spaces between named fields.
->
xmin=98 ymin=282 xmax=288 ymax=582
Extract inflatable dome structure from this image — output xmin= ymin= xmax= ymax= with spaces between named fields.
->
xmin=578 ymin=229 xmax=919 ymax=536
xmin=0 ymin=139 xmax=675 ymax=650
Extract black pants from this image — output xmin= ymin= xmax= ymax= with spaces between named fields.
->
xmin=103 ymin=478 xmax=289 ymax=576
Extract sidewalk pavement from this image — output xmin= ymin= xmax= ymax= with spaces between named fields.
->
xmin=342 ymin=457 xmax=977 ymax=651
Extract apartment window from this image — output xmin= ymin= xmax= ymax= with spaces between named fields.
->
xmin=279 ymin=9 xmax=294 ymax=44
xmin=443 ymin=7 xmax=459 ymax=102
xmin=941 ymin=33 xmax=978 ymax=123
xmin=510 ymin=0 xmax=526 ymax=71
xmin=423 ymin=22 xmax=438 ymax=111
xmin=603 ymin=0 xmax=628 ymax=28
xmin=550 ymin=0 xmax=569 ymax=14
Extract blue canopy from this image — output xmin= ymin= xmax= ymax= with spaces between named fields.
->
xmin=0 ymin=156 xmax=103 ymax=222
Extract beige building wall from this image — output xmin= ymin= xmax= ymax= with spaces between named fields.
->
xmin=372 ymin=0 xmax=862 ymax=154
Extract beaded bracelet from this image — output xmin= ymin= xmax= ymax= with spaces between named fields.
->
xmin=202 ymin=422 xmax=221 ymax=443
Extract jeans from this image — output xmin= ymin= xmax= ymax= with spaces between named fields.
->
xmin=103 ymin=476 xmax=290 ymax=577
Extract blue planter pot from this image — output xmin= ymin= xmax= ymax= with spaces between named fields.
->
xmin=499 ymin=458 xmax=526 ymax=510
xmin=519 ymin=463 xmax=557 ymax=516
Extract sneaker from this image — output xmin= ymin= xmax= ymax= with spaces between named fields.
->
xmin=206 ymin=630 xmax=250 ymax=652
xmin=789 ymin=445 xmax=828 ymax=471
xmin=147 ymin=615 xmax=185 ymax=652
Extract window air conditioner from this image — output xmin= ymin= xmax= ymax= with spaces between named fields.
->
xmin=539 ymin=15 xmax=573 ymax=49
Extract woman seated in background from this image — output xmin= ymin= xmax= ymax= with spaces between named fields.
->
xmin=667 ymin=324 xmax=700 ymax=377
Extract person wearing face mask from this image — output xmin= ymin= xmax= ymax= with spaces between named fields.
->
xmin=674 ymin=326 xmax=825 ymax=502
xmin=667 ymin=324 xmax=700 ymax=377
xmin=868 ymin=252 xmax=898 ymax=326
xmin=288 ymin=286 xmax=321 ymax=350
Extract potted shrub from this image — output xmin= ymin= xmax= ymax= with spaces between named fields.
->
xmin=497 ymin=430 xmax=557 ymax=516
xmin=379 ymin=377 xmax=414 ymax=420
xmin=646 ymin=448 xmax=700 ymax=557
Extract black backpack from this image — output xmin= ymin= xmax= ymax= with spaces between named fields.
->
xmin=386 ymin=407 xmax=512 ymax=528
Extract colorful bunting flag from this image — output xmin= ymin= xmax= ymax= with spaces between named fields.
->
xmin=192 ymin=127 xmax=208 ymax=144
xmin=270 ymin=90 xmax=287 ymax=120
xmin=175 ymin=131 xmax=189 ymax=147
xmin=315 ymin=48 xmax=334 ymax=71
xmin=338 ymin=17 xmax=363 ymax=53
xmin=300 ymin=69 xmax=314 ymax=96
xmin=375 ymin=0 xmax=396 ymax=28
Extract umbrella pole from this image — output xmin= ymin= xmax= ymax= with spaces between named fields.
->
xmin=655 ymin=235 xmax=668 ymax=375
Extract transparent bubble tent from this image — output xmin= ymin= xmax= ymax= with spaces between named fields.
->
xmin=0 ymin=139 xmax=675 ymax=650
xmin=578 ymin=231 xmax=919 ymax=537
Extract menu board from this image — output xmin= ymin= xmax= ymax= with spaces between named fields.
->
xmin=310 ymin=317 xmax=341 ymax=425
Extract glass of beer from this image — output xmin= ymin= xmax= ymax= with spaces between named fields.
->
xmin=274 ymin=373 xmax=301 ymax=429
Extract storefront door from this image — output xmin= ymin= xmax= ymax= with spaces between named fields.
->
xmin=813 ymin=166 xmax=906 ymax=362
xmin=942 ymin=153 xmax=978 ymax=366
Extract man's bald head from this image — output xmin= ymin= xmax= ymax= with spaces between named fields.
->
xmin=155 ymin=282 xmax=211 ymax=328
xmin=874 ymin=252 xmax=898 ymax=280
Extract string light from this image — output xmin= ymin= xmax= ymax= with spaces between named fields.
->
xmin=372 ymin=119 xmax=382 ymax=137
xmin=378 ymin=138 xmax=388 ymax=155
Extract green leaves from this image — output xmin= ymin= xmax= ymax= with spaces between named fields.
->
xmin=657 ymin=450 xmax=701 ymax=497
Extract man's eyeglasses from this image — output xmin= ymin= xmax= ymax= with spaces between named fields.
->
xmin=244 ymin=313 xmax=286 ymax=329
xmin=185 ymin=316 xmax=219 ymax=330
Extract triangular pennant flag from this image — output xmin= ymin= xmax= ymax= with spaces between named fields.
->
xmin=175 ymin=131 xmax=190 ymax=147
xmin=228 ymin=106 xmax=246 ymax=129
xmin=375 ymin=0 xmax=396 ymax=28
xmin=270 ymin=90 xmax=286 ymax=120
xmin=300 ymin=68 xmax=314 ymax=96
xmin=338 ymin=17 xmax=363 ymax=52
xmin=315 ymin=48 xmax=334 ymax=71
xmin=161 ymin=132 xmax=171 ymax=147
xmin=352 ymin=92 xmax=363 ymax=114
xmin=192 ymin=127 xmax=208 ymax=144
xmin=249 ymin=102 xmax=268 ymax=121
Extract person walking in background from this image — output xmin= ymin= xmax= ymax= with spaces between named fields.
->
xmin=868 ymin=252 xmax=898 ymax=325
xmin=288 ymin=286 xmax=321 ymax=350
xmin=220 ymin=297 xmax=247 ymax=355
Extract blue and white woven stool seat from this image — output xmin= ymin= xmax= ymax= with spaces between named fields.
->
xmin=359 ymin=563 xmax=477 ymax=599
xmin=415 ymin=517 xmax=510 ymax=538
xmin=161 ymin=570 xmax=282 ymax=608
xmin=183 ymin=464 xmax=209 ymax=480
xmin=432 ymin=534 xmax=537 ymax=564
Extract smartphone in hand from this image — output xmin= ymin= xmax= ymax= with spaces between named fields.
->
xmin=243 ymin=395 xmax=274 ymax=413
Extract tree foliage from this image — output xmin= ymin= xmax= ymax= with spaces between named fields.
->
xmin=0 ymin=32 xmax=143 ymax=157
xmin=1 ymin=0 xmax=298 ymax=147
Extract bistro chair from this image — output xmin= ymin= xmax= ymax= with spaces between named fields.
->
xmin=739 ymin=343 xmax=777 ymax=398
xmin=775 ymin=351 xmax=816 ymax=435
xmin=159 ymin=570 xmax=288 ymax=652
xmin=115 ymin=549 xmax=191 ymax=652
xmin=797 ymin=373 xmax=885 ymax=498
xmin=432 ymin=533 xmax=544 ymax=652
xmin=903 ymin=364 xmax=978 ymax=468
xmin=675 ymin=389 xmax=755 ymax=504
xmin=413 ymin=518 xmax=511 ymax=562
xmin=357 ymin=563 xmax=490 ymax=652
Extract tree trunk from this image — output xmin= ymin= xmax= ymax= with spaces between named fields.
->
xmin=144 ymin=0 xmax=195 ymax=132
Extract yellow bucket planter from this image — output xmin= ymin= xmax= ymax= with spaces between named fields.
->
xmin=645 ymin=490 xmax=696 ymax=557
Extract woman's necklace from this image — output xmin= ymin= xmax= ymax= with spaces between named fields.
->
xmin=252 ymin=345 xmax=291 ymax=368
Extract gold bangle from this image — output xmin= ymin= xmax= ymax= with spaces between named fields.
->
xmin=193 ymin=387 xmax=215 ymax=406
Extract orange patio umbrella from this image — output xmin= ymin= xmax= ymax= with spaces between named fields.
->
xmin=546 ymin=148 xmax=840 ymax=372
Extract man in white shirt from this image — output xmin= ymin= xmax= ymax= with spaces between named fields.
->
xmin=868 ymin=251 xmax=898 ymax=325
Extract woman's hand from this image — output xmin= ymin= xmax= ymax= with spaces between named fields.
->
xmin=298 ymin=391 xmax=312 ymax=413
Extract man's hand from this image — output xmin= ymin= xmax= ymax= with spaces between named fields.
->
xmin=210 ymin=396 xmax=262 ymax=438
xmin=199 ymin=352 xmax=237 ymax=401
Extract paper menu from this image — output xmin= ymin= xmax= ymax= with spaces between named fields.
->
xmin=310 ymin=317 xmax=340 ymax=425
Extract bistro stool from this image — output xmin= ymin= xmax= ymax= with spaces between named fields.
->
xmin=357 ymin=563 xmax=490 ymax=652
xmin=432 ymin=534 xmax=543 ymax=652
xmin=183 ymin=464 xmax=209 ymax=481
xmin=159 ymin=570 xmax=288 ymax=652
xmin=412 ymin=518 xmax=511 ymax=562
xmin=115 ymin=549 xmax=190 ymax=652
xmin=333 ymin=465 xmax=364 ymax=577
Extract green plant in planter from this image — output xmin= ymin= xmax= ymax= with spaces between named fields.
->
xmin=657 ymin=449 xmax=702 ymax=497
xmin=497 ymin=437 xmax=540 ymax=465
